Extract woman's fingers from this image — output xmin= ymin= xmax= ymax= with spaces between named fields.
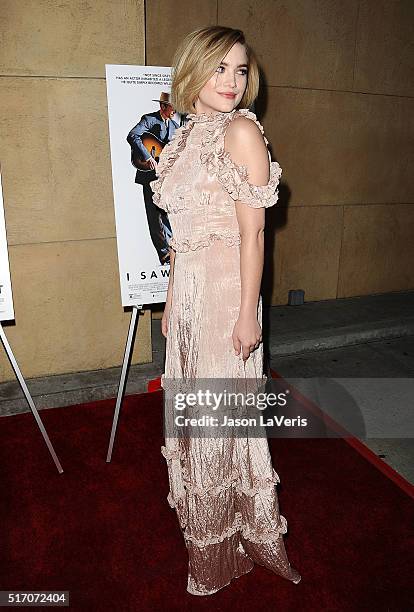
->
xmin=246 ymin=336 xmax=262 ymax=355
xmin=234 ymin=332 xmax=262 ymax=360
xmin=233 ymin=336 xmax=242 ymax=355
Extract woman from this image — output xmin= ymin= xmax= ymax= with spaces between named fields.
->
xmin=151 ymin=26 xmax=301 ymax=596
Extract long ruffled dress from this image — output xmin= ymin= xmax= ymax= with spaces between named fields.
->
xmin=150 ymin=108 xmax=301 ymax=595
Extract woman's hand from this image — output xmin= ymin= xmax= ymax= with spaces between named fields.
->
xmin=161 ymin=301 xmax=171 ymax=338
xmin=232 ymin=313 xmax=262 ymax=361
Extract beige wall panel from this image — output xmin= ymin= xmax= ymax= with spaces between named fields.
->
xmin=0 ymin=77 xmax=117 ymax=245
xmin=0 ymin=0 xmax=144 ymax=77
xmin=219 ymin=0 xmax=358 ymax=90
xmin=264 ymin=88 xmax=414 ymax=207
xmin=0 ymin=239 xmax=151 ymax=382
xmin=354 ymin=0 xmax=414 ymax=97
xmin=338 ymin=205 xmax=414 ymax=298
xmin=146 ymin=0 xmax=218 ymax=66
xmin=262 ymin=205 xmax=343 ymax=305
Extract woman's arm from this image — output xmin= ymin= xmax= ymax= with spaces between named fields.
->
xmin=161 ymin=246 xmax=175 ymax=338
xmin=224 ymin=117 xmax=270 ymax=361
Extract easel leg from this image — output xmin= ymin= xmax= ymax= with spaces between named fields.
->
xmin=106 ymin=305 xmax=142 ymax=463
xmin=0 ymin=324 xmax=63 ymax=474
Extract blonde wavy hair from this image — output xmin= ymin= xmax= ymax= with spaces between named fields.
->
xmin=171 ymin=26 xmax=260 ymax=115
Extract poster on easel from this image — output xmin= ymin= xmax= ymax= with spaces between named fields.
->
xmin=0 ymin=168 xmax=15 ymax=321
xmin=105 ymin=64 xmax=187 ymax=307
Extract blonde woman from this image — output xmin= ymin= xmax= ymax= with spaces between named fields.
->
xmin=151 ymin=26 xmax=301 ymax=596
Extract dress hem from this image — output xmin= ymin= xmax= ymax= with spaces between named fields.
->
xmin=186 ymin=562 xmax=254 ymax=596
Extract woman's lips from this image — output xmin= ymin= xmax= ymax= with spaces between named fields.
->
xmin=219 ymin=93 xmax=236 ymax=98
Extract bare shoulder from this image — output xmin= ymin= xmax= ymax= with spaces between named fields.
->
xmin=225 ymin=114 xmax=264 ymax=146
xmin=224 ymin=114 xmax=270 ymax=184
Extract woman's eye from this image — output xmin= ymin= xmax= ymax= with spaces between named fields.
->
xmin=216 ymin=66 xmax=248 ymax=75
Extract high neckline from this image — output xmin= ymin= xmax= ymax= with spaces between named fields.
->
xmin=186 ymin=108 xmax=237 ymax=123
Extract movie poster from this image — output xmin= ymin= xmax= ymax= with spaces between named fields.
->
xmin=0 ymin=168 xmax=15 ymax=321
xmin=105 ymin=64 xmax=186 ymax=307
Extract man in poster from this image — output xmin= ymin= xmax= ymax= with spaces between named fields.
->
xmin=127 ymin=92 xmax=181 ymax=266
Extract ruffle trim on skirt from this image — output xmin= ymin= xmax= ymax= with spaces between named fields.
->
xmin=161 ymin=444 xmax=285 ymax=548
xmin=161 ymin=445 xmax=281 ymax=502
xmin=168 ymin=230 xmax=241 ymax=252
xmin=183 ymin=510 xmax=288 ymax=548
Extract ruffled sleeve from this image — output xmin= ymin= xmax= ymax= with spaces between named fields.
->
xmin=199 ymin=108 xmax=282 ymax=209
xmin=149 ymin=122 xmax=194 ymax=212
xmin=220 ymin=154 xmax=282 ymax=209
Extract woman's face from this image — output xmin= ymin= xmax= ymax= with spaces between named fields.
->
xmin=195 ymin=42 xmax=249 ymax=115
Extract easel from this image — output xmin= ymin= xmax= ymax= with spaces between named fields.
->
xmin=106 ymin=304 xmax=145 ymax=462
xmin=0 ymin=323 xmax=63 ymax=474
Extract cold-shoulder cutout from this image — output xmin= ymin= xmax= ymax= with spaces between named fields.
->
xmin=199 ymin=108 xmax=282 ymax=209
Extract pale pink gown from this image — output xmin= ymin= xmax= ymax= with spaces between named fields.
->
xmin=150 ymin=108 xmax=301 ymax=595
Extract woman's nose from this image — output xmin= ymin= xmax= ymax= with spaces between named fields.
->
xmin=224 ymin=74 xmax=237 ymax=88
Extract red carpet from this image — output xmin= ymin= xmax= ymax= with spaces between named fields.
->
xmin=0 ymin=384 xmax=413 ymax=611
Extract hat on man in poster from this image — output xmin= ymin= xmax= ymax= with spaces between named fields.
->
xmin=152 ymin=92 xmax=173 ymax=104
